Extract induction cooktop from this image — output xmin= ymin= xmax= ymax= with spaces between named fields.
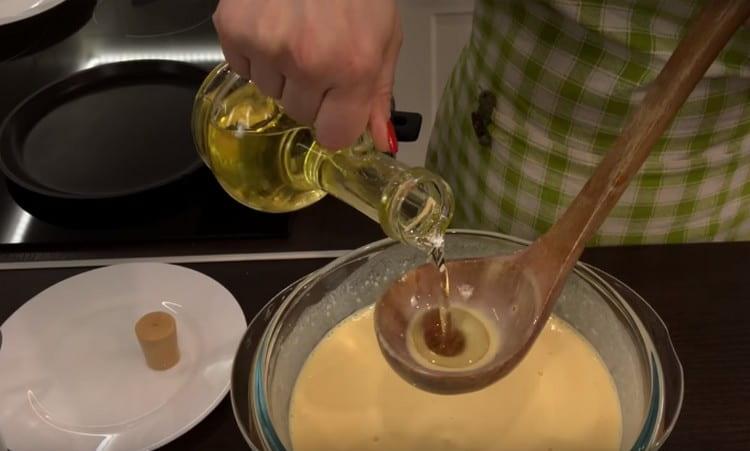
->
xmin=0 ymin=0 xmax=289 ymax=247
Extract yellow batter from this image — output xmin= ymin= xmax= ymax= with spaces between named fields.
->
xmin=289 ymin=306 xmax=622 ymax=451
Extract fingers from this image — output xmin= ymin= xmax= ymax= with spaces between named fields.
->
xmin=215 ymin=5 xmax=285 ymax=98
xmin=280 ymin=78 xmax=326 ymax=125
xmin=368 ymin=94 xmax=392 ymax=153
xmin=213 ymin=3 xmax=252 ymax=79
xmin=315 ymin=84 xmax=373 ymax=150
xmin=310 ymin=32 xmax=386 ymax=149
xmin=212 ymin=0 xmax=404 ymax=151
xmin=369 ymin=21 xmax=403 ymax=152
xmin=222 ymin=49 xmax=252 ymax=80
xmin=215 ymin=26 xmax=252 ymax=80
xmin=250 ymin=55 xmax=286 ymax=99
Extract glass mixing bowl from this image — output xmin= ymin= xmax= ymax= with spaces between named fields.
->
xmin=231 ymin=230 xmax=684 ymax=450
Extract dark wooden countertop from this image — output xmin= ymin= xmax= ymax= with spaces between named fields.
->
xmin=582 ymin=242 xmax=750 ymax=450
xmin=1 ymin=239 xmax=748 ymax=450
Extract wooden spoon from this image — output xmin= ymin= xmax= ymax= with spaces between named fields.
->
xmin=375 ymin=0 xmax=750 ymax=394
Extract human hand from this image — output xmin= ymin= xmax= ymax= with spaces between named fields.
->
xmin=213 ymin=0 xmax=402 ymax=152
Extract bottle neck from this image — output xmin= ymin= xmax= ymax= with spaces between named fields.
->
xmin=302 ymin=136 xmax=454 ymax=251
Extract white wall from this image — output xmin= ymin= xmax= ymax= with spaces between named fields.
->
xmin=393 ymin=0 xmax=474 ymax=167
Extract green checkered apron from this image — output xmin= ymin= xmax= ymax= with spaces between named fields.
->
xmin=426 ymin=0 xmax=750 ymax=245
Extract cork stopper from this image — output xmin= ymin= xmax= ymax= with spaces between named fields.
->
xmin=135 ymin=311 xmax=180 ymax=370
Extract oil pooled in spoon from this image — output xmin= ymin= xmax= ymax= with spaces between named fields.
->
xmin=407 ymin=239 xmax=495 ymax=369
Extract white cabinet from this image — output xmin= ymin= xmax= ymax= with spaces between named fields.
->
xmin=394 ymin=0 xmax=474 ymax=166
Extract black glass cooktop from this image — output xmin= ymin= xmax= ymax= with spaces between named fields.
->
xmin=0 ymin=0 xmax=289 ymax=247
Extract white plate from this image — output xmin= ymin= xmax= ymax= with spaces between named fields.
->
xmin=0 ymin=262 xmax=247 ymax=451
xmin=0 ymin=0 xmax=67 ymax=26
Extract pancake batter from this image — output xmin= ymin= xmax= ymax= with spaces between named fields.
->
xmin=290 ymin=305 xmax=622 ymax=451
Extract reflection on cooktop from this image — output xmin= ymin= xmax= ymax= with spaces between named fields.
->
xmin=93 ymin=0 xmax=217 ymax=38
xmin=0 ymin=171 xmax=289 ymax=246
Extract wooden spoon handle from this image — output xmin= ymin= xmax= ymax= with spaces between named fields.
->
xmin=533 ymin=0 xmax=750 ymax=295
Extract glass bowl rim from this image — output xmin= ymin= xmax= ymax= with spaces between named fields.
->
xmin=231 ymin=229 xmax=684 ymax=450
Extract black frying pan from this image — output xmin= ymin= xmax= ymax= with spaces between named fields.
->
xmin=0 ymin=59 xmax=208 ymax=200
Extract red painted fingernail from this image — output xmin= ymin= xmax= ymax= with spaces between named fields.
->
xmin=387 ymin=121 xmax=398 ymax=154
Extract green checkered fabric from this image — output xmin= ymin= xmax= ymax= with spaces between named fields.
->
xmin=426 ymin=0 xmax=750 ymax=245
